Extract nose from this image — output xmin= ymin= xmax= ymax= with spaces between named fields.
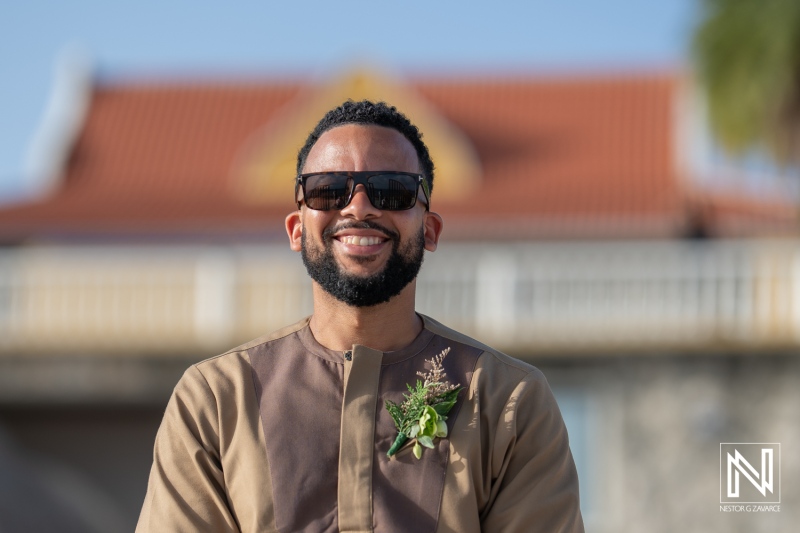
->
xmin=340 ymin=184 xmax=381 ymax=219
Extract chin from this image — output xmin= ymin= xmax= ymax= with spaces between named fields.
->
xmin=345 ymin=254 xmax=381 ymax=266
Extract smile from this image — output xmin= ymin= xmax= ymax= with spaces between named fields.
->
xmin=337 ymin=235 xmax=386 ymax=246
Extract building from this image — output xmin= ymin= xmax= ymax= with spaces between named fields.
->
xmin=0 ymin=67 xmax=797 ymax=532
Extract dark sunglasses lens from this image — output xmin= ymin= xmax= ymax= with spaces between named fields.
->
xmin=366 ymin=174 xmax=418 ymax=210
xmin=304 ymin=175 xmax=352 ymax=210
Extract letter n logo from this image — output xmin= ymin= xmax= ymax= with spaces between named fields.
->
xmin=720 ymin=443 xmax=780 ymax=504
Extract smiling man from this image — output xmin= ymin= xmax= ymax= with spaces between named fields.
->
xmin=137 ymin=100 xmax=584 ymax=533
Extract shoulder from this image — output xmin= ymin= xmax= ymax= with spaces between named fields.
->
xmin=420 ymin=313 xmax=546 ymax=386
xmin=178 ymin=316 xmax=312 ymax=398
xmin=195 ymin=316 xmax=310 ymax=371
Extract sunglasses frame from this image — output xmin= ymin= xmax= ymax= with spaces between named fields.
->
xmin=295 ymin=171 xmax=431 ymax=211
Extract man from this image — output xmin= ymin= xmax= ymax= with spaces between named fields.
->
xmin=137 ymin=100 xmax=583 ymax=532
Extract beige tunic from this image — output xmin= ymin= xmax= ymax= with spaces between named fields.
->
xmin=137 ymin=315 xmax=584 ymax=532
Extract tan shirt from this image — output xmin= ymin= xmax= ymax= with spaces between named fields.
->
xmin=137 ymin=315 xmax=584 ymax=532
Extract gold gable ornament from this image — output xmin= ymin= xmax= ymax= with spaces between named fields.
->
xmin=230 ymin=67 xmax=481 ymax=206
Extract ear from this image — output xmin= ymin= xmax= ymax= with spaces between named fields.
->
xmin=285 ymin=210 xmax=303 ymax=252
xmin=423 ymin=211 xmax=444 ymax=252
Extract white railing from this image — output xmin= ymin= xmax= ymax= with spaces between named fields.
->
xmin=418 ymin=241 xmax=800 ymax=352
xmin=1 ymin=241 xmax=798 ymax=355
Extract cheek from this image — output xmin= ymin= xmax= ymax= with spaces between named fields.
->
xmin=395 ymin=213 xmax=425 ymax=236
xmin=303 ymin=211 xmax=335 ymax=237
xmin=395 ymin=220 xmax=426 ymax=250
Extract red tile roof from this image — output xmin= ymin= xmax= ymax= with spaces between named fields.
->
xmin=0 ymin=73 xmax=795 ymax=242
xmin=417 ymin=76 xmax=683 ymax=236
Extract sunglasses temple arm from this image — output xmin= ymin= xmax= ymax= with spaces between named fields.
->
xmin=421 ymin=177 xmax=431 ymax=210
xmin=295 ymin=178 xmax=303 ymax=209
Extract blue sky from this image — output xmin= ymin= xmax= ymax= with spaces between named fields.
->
xmin=0 ymin=0 xmax=697 ymax=197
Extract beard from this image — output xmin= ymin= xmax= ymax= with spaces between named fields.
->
xmin=301 ymin=220 xmax=426 ymax=307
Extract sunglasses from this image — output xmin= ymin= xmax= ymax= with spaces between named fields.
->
xmin=296 ymin=171 xmax=431 ymax=211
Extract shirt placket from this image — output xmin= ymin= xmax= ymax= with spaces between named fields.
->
xmin=337 ymin=345 xmax=383 ymax=533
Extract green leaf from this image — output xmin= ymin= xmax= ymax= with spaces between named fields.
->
xmin=418 ymin=435 xmax=435 ymax=449
xmin=432 ymin=387 xmax=462 ymax=415
xmin=384 ymin=400 xmax=404 ymax=430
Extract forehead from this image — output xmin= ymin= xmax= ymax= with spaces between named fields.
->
xmin=302 ymin=124 xmax=420 ymax=174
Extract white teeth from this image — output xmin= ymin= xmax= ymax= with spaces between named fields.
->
xmin=340 ymin=236 xmax=382 ymax=246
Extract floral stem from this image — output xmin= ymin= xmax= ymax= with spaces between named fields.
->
xmin=387 ymin=432 xmax=408 ymax=457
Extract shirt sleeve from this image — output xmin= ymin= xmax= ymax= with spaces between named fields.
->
xmin=480 ymin=371 xmax=585 ymax=533
xmin=136 ymin=365 xmax=240 ymax=533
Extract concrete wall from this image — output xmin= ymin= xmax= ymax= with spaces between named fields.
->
xmin=544 ymin=353 xmax=799 ymax=532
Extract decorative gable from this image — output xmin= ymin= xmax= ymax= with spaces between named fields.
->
xmin=230 ymin=67 xmax=481 ymax=205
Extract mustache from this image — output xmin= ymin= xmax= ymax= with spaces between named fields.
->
xmin=322 ymin=220 xmax=399 ymax=241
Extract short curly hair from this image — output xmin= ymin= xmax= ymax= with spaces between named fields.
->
xmin=296 ymin=100 xmax=435 ymax=194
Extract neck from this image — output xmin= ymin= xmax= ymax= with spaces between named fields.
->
xmin=309 ymin=281 xmax=422 ymax=352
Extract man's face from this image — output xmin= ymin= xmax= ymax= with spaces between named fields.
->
xmin=286 ymin=124 xmax=441 ymax=307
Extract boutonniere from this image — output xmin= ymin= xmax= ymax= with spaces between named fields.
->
xmin=385 ymin=347 xmax=462 ymax=459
